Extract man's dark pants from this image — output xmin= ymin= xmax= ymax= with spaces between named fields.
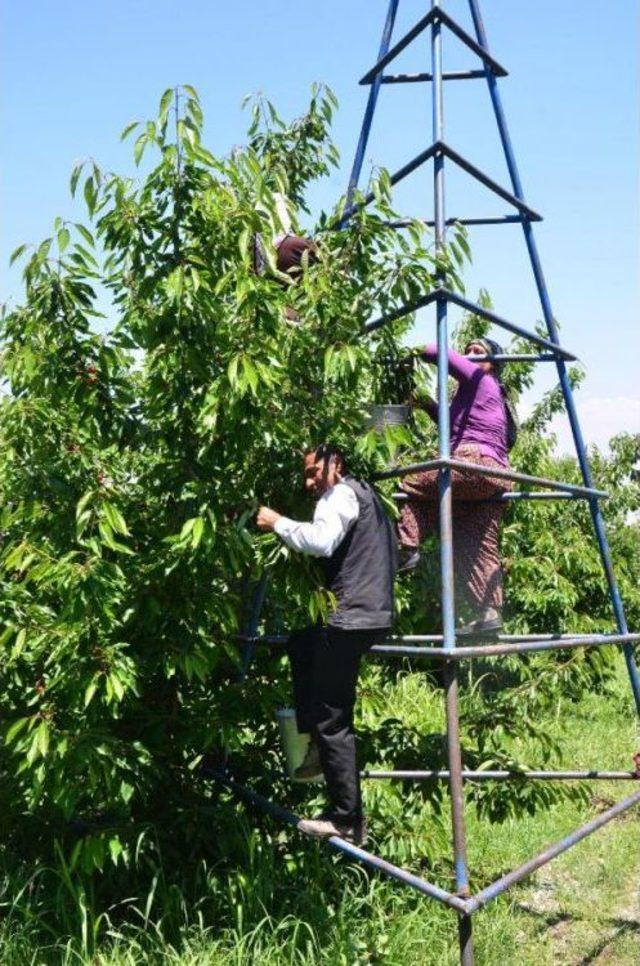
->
xmin=287 ymin=625 xmax=386 ymax=826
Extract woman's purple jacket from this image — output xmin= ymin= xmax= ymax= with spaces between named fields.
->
xmin=422 ymin=344 xmax=509 ymax=466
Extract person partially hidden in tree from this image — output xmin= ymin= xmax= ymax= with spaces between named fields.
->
xmin=256 ymin=444 xmax=398 ymax=845
xmin=252 ymin=191 xmax=318 ymax=325
xmin=398 ymin=338 xmax=519 ymax=637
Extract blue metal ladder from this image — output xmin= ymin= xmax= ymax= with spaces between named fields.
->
xmin=337 ymin=1 xmax=640 ymax=959
xmin=217 ymin=4 xmax=640 ymax=964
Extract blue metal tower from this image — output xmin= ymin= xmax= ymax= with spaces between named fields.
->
xmin=217 ymin=4 xmax=640 ymax=963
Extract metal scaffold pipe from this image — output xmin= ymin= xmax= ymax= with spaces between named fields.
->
xmin=430 ymin=3 xmax=473 ymax=961
xmin=466 ymin=0 xmax=640 ymax=716
xmin=227 ymin=6 xmax=640 ymax=965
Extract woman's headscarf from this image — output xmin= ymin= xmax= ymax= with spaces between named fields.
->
xmin=467 ymin=337 xmax=505 ymax=378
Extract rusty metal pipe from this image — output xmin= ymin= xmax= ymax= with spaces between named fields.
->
xmin=217 ymin=773 xmax=470 ymax=913
xmin=361 ymin=769 xmax=640 ymax=781
xmin=465 ymin=789 xmax=640 ymax=913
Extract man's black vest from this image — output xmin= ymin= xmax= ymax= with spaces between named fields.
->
xmin=321 ymin=476 xmax=398 ymax=630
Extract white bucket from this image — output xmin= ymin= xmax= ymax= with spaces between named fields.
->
xmin=275 ymin=708 xmax=311 ymax=778
xmin=365 ymin=404 xmax=411 ymax=431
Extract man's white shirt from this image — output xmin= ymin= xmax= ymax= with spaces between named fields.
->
xmin=273 ymin=482 xmax=359 ymax=558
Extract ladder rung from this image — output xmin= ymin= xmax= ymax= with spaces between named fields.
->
xmin=393 ymin=491 xmax=585 ymax=502
xmin=370 ymin=632 xmax=640 ymax=660
xmin=391 ymin=634 xmax=619 ymax=643
xmin=343 ymin=142 xmax=541 ymax=224
xmin=359 ymin=9 xmax=508 ymax=86
xmin=444 ymin=289 xmax=573 ymax=357
xmin=384 ymin=215 xmax=527 ymax=227
xmin=362 ymin=69 xmax=488 ymax=85
xmin=362 ymin=769 xmax=640 ymax=782
xmin=403 ymin=350 xmax=558 ymax=363
xmin=437 ymin=8 xmax=508 ymax=78
xmin=483 ymin=490 xmax=583 ymax=501
xmin=364 ymin=288 xmax=576 ymax=361
xmin=240 ymin=633 xmax=625 ymax=646
xmin=216 ymin=773 xmax=470 ymax=913
xmin=465 ymin=789 xmax=640 ymax=914
xmin=460 ymin=353 xmax=558 ymax=362
xmin=448 ymin=458 xmax=606 ymax=499
xmin=374 ymin=457 xmax=605 ymax=499
xmin=440 ymin=142 xmax=541 ymax=221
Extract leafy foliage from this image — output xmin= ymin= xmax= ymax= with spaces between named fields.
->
xmin=0 ymin=85 xmax=456 ymax=870
xmin=1 ymin=85 xmax=637 ymax=904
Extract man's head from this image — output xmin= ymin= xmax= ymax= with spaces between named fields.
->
xmin=303 ymin=444 xmax=347 ymax=497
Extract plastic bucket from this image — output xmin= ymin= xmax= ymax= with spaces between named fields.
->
xmin=275 ymin=708 xmax=310 ymax=778
xmin=365 ymin=404 xmax=411 ymax=431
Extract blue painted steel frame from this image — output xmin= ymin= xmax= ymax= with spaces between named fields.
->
xmin=430 ymin=3 xmax=473 ymax=959
xmin=331 ymin=3 xmax=640 ymax=963
xmin=225 ymin=6 xmax=640 ymax=966
xmin=465 ymin=0 xmax=640 ymax=714
xmin=343 ymin=0 xmax=400 ymax=215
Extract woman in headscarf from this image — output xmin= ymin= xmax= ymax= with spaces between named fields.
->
xmin=398 ymin=338 xmax=518 ymax=636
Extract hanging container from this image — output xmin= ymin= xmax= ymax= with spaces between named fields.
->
xmin=275 ymin=708 xmax=310 ymax=778
xmin=365 ymin=403 xmax=411 ymax=431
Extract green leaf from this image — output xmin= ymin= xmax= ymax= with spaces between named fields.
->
xmin=12 ymin=627 xmax=27 ymax=658
xmin=76 ymin=490 xmax=95 ymax=519
xmin=188 ymin=99 xmax=203 ymax=128
xmin=456 ymin=228 xmax=471 ymax=261
xmin=227 ymin=355 xmax=240 ymax=386
xmin=193 ymin=144 xmax=216 ymax=167
xmin=36 ymin=721 xmax=50 ymax=757
xmin=133 ymin=133 xmax=148 ymax=166
xmin=84 ymin=177 xmax=96 ymax=215
xmin=120 ymin=121 xmax=140 ymax=141
xmin=103 ymin=502 xmax=130 ymax=536
xmin=70 ymin=163 xmax=83 ymax=195
xmin=84 ymin=680 xmax=99 ymax=707
xmin=57 ymin=227 xmax=70 ymax=253
xmin=191 ymin=516 xmax=205 ymax=548
xmin=6 ymin=717 xmax=29 ymax=744
xmin=109 ymin=836 xmax=124 ymax=864
xmin=98 ymin=520 xmax=116 ymax=547
xmin=241 ymin=356 xmax=259 ymax=394
xmin=9 ymin=244 xmax=27 ymax=266
xmin=178 ymin=518 xmax=196 ymax=540
xmin=75 ymin=224 xmax=95 ymax=247
xmin=158 ymin=88 xmax=173 ymax=125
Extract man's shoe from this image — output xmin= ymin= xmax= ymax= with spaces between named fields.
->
xmin=297 ymin=815 xmax=368 ymax=846
xmin=397 ymin=547 xmax=421 ymax=574
xmin=457 ymin=613 xmax=502 ymax=638
xmin=292 ymin=742 xmax=323 ymax=783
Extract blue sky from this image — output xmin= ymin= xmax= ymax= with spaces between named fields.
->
xmin=2 ymin=0 xmax=638 ymax=449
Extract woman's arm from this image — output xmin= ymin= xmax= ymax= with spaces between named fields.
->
xmin=421 ymin=344 xmax=483 ymax=383
xmin=411 ymin=395 xmax=438 ymax=422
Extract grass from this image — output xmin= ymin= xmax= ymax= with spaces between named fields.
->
xmin=0 ymin=660 xmax=637 ymax=965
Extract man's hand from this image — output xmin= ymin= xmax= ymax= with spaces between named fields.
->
xmin=256 ymin=506 xmax=282 ymax=531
